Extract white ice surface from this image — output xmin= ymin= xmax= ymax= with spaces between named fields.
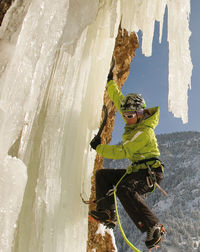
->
xmin=0 ymin=0 xmax=192 ymax=251
xmin=121 ymin=0 xmax=192 ymax=123
xmin=167 ymin=0 xmax=192 ymax=123
xmin=0 ymin=156 xmax=27 ymax=251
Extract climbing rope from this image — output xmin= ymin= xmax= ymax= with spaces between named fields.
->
xmin=113 ymin=171 xmax=141 ymax=252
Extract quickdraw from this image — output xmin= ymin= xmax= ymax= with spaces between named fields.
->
xmin=146 ymin=164 xmax=168 ymax=197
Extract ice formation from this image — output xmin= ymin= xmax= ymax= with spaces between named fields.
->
xmin=0 ymin=0 xmax=192 ymax=251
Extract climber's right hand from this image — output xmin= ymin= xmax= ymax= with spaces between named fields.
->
xmin=90 ymin=135 xmax=101 ymax=150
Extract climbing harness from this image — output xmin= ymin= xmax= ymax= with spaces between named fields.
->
xmin=146 ymin=164 xmax=168 ymax=197
xmin=133 ymin=157 xmax=168 ymax=197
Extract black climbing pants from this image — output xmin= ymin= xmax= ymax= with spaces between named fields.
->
xmin=95 ymin=167 xmax=163 ymax=232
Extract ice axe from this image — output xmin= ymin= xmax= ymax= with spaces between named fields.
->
xmin=90 ymin=105 xmax=108 ymax=150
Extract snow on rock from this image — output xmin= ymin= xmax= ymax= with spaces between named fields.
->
xmin=95 ymin=224 xmax=118 ymax=252
xmin=0 ymin=0 xmax=192 ymax=251
xmin=105 ymin=228 xmax=118 ymax=252
xmin=96 ymin=223 xmax=107 ymax=237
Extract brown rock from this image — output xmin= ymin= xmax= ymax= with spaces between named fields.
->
xmin=0 ymin=0 xmax=13 ymax=26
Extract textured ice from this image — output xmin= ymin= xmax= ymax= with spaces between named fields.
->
xmin=167 ymin=0 xmax=192 ymax=123
xmin=0 ymin=156 xmax=27 ymax=251
xmin=121 ymin=0 xmax=192 ymax=123
xmin=0 ymin=0 xmax=192 ymax=251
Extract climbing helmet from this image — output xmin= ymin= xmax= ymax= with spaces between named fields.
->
xmin=120 ymin=93 xmax=146 ymax=112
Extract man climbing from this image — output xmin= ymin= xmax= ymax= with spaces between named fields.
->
xmin=89 ymin=60 xmax=166 ymax=250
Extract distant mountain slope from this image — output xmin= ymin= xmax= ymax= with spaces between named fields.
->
xmin=104 ymin=131 xmax=200 ymax=252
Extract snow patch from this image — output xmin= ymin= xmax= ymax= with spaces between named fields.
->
xmin=105 ymin=228 xmax=118 ymax=252
xmin=96 ymin=224 xmax=118 ymax=251
xmin=96 ymin=223 xmax=107 ymax=237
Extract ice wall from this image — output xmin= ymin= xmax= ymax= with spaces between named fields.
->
xmin=0 ymin=0 xmax=120 ymax=251
xmin=0 ymin=0 xmax=192 ymax=252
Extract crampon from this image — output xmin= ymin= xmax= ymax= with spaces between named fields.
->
xmin=146 ymin=224 xmax=166 ymax=251
xmin=148 ymin=244 xmax=159 ymax=252
xmin=89 ymin=209 xmax=117 ymax=229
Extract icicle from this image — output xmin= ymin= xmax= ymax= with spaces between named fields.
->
xmin=120 ymin=0 xmax=192 ymax=123
xmin=167 ymin=0 xmax=192 ymax=123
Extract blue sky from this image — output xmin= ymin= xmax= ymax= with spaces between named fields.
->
xmin=111 ymin=1 xmax=200 ymax=144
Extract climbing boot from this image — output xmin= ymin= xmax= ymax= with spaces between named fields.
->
xmin=145 ymin=224 xmax=166 ymax=250
xmin=89 ymin=209 xmax=117 ymax=228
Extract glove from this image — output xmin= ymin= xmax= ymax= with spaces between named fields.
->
xmin=107 ymin=70 xmax=113 ymax=82
xmin=107 ymin=57 xmax=115 ymax=82
xmin=90 ymin=135 xmax=101 ymax=150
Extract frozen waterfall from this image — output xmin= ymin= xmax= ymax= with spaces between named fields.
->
xmin=0 ymin=0 xmax=192 ymax=251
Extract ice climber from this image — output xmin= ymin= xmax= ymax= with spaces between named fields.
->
xmin=89 ymin=61 xmax=166 ymax=250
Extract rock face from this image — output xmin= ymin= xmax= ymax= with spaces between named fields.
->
xmin=87 ymin=26 xmax=139 ymax=252
xmin=0 ymin=0 xmax=13 ymax=25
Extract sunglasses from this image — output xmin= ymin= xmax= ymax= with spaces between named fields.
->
xmin=123 ymin=112 xmax=137 ymax=119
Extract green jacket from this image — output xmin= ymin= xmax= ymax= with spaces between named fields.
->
xmin=96 ymin=80 xmax=161 ymax=172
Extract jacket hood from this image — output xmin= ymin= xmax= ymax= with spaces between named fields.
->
xmin=125 ymin=106 xmax=160 ymax=130
xmin=141 ymin=106 xmax=160 ymax=129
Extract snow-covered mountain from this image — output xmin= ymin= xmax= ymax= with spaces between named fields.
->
xmin=104 ymin=131 xmax=200 ymax=252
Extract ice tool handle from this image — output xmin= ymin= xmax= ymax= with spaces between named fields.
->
xmin=96 ymin=105 xmax=108 ymax=138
